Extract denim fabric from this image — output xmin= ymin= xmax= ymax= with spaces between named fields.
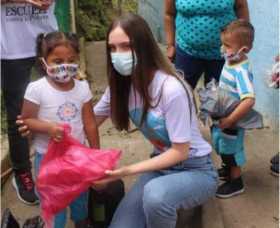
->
xmin=175 ymin=46 xmax=224 ymax=89
xmin=109 ymin=154 xmax=218 ymax=228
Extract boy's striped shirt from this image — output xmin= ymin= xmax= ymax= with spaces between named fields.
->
xmin=219 ymin=60 xmax=255 ymax=100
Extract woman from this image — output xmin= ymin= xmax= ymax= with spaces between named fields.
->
xmin=92 ymin=13 xmax=218 ymax=228
xmin=164 ymin=0 xmax=250 ymax=89
xmin=18 ymin=13 xmax=218 ymax=228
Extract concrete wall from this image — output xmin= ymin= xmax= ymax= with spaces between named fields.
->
xmin=138 ymin=0 xmax=279 ymax=129
xmin=247 ymin=0 xmax=279 ymax=129
xmin=138 ymin=0 xmax=165 ymax=43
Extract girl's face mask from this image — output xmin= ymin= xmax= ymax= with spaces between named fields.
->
xmin=42 ymin=58 xmax=78 ymax=83
xmin=110 ymin=51 xmax=137 ymax=76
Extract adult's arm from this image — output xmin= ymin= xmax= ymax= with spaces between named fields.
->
xmin=110 ymin=142 xmax=189 ymax=175
xmin=164 ymin=0 xmax=176 ymax=61
xmin=1 ymin=0 xmax=54 ymax=10
xmin=234 ymin=0 xmax=250 ymax=21
xmin=1 ymin=0 xmax=26 ymax=3
xmin=93 ymin=142 xmax=189 ymax=187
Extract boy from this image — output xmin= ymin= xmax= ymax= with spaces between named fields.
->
xmin=212 ymin=19 xmax=255 ymax=198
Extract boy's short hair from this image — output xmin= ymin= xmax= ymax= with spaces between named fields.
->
xmin=221 ymin=19 xmax=255 ymax=49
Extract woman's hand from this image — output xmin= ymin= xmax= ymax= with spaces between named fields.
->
xmin=91 ymin=166 xmax=130 ymax=190
xmin=105 ymin=166 xmax=130 ymax=178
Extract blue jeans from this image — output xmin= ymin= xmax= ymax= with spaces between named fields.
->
xmin=175 ymin=46 xmax=224 ymax=89
xmin=34 ymin=153 xmax=88 ymax=228
xmin=109 ymin=154 xmax=218 ymax=228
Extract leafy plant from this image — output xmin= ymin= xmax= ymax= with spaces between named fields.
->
xmin=76 ymin=0 xmax=137 ymax=41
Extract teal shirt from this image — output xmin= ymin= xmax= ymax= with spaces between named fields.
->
xmin=175 ymin=0 xmax=236 ymax=60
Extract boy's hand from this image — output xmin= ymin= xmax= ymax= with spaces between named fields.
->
xmin=48 ymin=123 xmax=64 ymax=142
xmin=219 ymin=117 xmax=234 ymax=129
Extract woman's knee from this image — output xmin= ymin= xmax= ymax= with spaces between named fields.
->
xmin=142 ymin=181 xmax=172 ymax=214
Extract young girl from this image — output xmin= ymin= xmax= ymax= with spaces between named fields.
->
xmin=21 ymin=31 xmax=99 ymax=228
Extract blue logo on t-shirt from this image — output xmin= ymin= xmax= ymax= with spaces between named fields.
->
xmin=130 ymin=108 xmax=171 ymax=151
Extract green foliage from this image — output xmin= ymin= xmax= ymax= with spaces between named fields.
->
xmin=76 ymin=0 xmax=137 ymax=41
xmin=113 ymin=0 xmax=138 ymax=13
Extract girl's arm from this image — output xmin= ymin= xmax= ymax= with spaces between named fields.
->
xmin=82 ymin=100 xmax=100 ymax=149
xmin=234 ymin=0 xmax=250 ymax=21
xmin=21 ymin=99 xmax=64 ymax=141
xmin=164 ymin=0 xmax=176 ymax=61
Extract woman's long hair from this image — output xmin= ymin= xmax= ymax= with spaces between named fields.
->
xmin=106 ymin=13 xmax=193 ymax=131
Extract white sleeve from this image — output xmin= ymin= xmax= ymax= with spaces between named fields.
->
xmin=94 ymin=87 xmax=111 ymax=117
xmin=24 ymin=82 xmax=41 ymax=105
xmin=163 ymin=83 xmax=192 ymax=143
xmin=81 ymin=80 xmax=93 ymax=103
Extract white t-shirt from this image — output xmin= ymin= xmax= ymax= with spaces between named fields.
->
xmin=1 ymin=2 xmax=58 ymax=59
xmin=94 ymin=70 xmax=212 ymax=158
xmin=24 ymin=77 xmax=93 ymax=154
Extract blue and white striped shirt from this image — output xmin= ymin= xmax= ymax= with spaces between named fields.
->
xmin=219 ymin=60 xmax=255 ymax=100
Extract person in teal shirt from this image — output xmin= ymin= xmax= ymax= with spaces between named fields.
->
xmin=164 ymin=0 xmax=249 ymax=89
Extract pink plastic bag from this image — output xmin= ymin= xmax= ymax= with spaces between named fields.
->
xmin=36 ymin=124 xmax=121 ymax=228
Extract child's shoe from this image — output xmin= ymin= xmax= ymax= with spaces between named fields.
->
xmin=216 ymin=176 xmax=244 ymax=198
xmin=271 ymin=163 xmax=279 ymax=177
xmin=270 ymin=154 xmax=279 ymax=164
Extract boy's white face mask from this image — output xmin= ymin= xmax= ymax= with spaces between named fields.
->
xmin=42 ymin=58 xmax=78 ymax=83
xmin=110 ymin=51 xmax=137 ymax=76
xmin=221 ymin=46 xmax=247 ymax=62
